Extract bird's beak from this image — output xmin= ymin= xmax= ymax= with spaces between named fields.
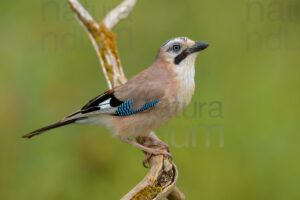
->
xmin=187 ymin=42 xmax=209 ymax=54
xmin=174 ymin=41 xmax=209 ymax=64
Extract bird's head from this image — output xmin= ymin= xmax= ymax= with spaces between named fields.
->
xmin=157 ymin=37 xmax=209 ymax=67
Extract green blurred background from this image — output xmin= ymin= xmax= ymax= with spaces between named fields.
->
xmin=1 ymin=0 xmax=300 ymax=199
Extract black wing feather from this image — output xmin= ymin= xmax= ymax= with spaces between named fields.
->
xmin=81 ymin=89 xmax=123 ymax=111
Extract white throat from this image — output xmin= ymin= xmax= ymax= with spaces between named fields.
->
xmin=173 ymin=54 xmax=197 ymax=90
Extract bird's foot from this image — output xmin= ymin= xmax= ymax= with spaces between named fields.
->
xmin=140 ymin=136 xmax=172 ymax=167
xmin=142 ymin=136 xmax=170 ymax=153
xmin=142 ymin=148 xmax=172 ymax=168
xmin=119 ymin=137 xmax=172 ymax=168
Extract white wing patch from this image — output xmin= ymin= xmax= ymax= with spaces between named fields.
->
xmin=97 ymin=98 xmax=117 ymax=113
xmin=98 ymin=99 xmax=111 ymax=109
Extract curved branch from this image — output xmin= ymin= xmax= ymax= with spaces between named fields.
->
xmin=68 ymin=1 xmax=185 ymax=199
xmin=68 ymin=0 xmax=128 ymax=88
xmin=103 ymin=0 xmax=137 ymax=29
xmin=122 ymin=133 xmax=185 ymax=200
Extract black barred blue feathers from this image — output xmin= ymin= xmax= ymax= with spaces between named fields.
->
xmin=115 ymin=100 xmax=159 ymax=116
xmin=78 ymin=91 xmax=159 ymax=116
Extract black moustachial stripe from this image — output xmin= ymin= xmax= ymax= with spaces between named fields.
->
xmin=174 ymin=49 xmax=190 ymax=65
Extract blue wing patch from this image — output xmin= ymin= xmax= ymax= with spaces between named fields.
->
xmin=115 ymin=100 xmax=159 ymax=116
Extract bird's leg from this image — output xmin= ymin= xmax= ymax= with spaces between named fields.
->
xmin=142 ymin=136 xmax=170 ymax=153
xmin=120 ymin=137 xmax=172 ymax=166
xmin=134 ymin=136 xmax=172 ymax=167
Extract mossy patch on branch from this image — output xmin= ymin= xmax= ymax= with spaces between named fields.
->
xmin=131 ymin=185 xmax=162 ymax=200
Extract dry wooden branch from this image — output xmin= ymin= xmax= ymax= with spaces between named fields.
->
xmin=68 ymin=0 xmax=185 ymax=199
xmin=69 ymin=0 xmax=129 ymax=88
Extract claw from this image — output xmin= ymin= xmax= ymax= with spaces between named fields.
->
xmin=167 ymin=154 xmax=173 ymax=162
xmin=143 ymin=153 xmax=152 ymax=168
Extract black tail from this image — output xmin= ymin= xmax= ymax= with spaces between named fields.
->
xmin=23 ymin=119 xmax=78 ymax=139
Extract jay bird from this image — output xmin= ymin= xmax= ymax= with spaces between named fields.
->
xmin=23 ymin=37 xmax=209 ymax=161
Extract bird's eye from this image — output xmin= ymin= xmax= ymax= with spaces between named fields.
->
xmin=172 ymin=44 xmax=181 ymax=52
